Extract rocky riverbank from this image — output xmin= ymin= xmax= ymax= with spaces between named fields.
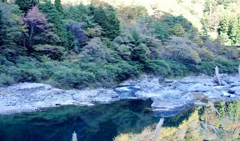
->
xmin=0 ymin=74 xmax=240 ymax=116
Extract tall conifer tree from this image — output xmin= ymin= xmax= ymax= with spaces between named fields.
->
xmin=94 ymin=5 xmax=107 ymax=29
xmin=39 ymin=0 xmax=69 ymax=48
xmin=0 ymin=10 xmax=4 ymax=47
xmin=15 ymin=0 xmax=32 ymax=13
xmin=54 ymin=0 xmax=63 ymax=14
xmin=105 ymin=6 xmax=120 ymax=40
xmin=228 ymin=18 xmax=238 ymax=44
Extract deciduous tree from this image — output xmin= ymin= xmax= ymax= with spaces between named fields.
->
xmin=22 ymin=6 xmax=47 ymax=50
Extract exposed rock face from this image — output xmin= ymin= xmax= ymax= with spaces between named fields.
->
xmin=0 ymin=74 xmax=240 ymax=117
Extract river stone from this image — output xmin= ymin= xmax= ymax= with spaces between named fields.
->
xmin=230 ymin=81 xmax=240 ymax=87
xmin=6 ymin=82 xmax=52 ymax=92
xmin=229 ymin=86 xmax=240 ymax=95
xmin=187 ymin=83 xmax=209 ymax=92
xmin=164 ymin=79 xmax=174 ymax=83
xmin=182 ymin=92 xmax=195 ymax=102
xmin=180 ymin=76 xmax=197 ymax=84
xmin=220 ymin=74 xmax=239 ymax=84
xmin=202 ymin=91 xmax=222 ymax=100
xmin=194 ymin=101 xmax=206 ymax=106
xmin=119 ymin=75 xmax=163 ymax=93
xmin=150 ymin=90 xmax=193 ymax=117
xmin=113 ymin=85 xmax=140 ymax=99
xmin=174 ymin=82 xmax=190 ymax=91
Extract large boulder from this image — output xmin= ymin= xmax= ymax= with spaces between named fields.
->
xmin=151 ymin=91 xmax=195 ymax=117
xmin=120 ymin=75 xmax=164 ymax=93
xmin=113 ymin=85 xmax=140 ymax=99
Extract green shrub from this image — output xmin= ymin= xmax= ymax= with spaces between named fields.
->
xmin=53 ymin=66 xmax=95 ymax=89
xmin=144 ymin=59 xmax=171 ymax=76
xmin=0 ymin=74 xmax=14 ymax=87
xmin=198 ymin=61 xmax=217 ymax=75
xmin=165 ymin=59 xmax=189 ymax=77
xmin=116 ymin=61 xmax=142 ymax=80
xmin=0 ymin=55 xmax=15 ymax=66
xmin=215 ymin=56 xmax=238 ymax=73
xmin=153 ymin=22 xmax=169 ymax=42
xmin=10 ymin=67 xmax=42 ymax=82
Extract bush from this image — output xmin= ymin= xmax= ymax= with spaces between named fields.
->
xmin=0 ymin=74 xmax=14 ymax=87
xmin=199 ymin=57 xmax=238 ymax=75
xmin=144 ymin=59 xmax=171 ymax=76
xmin=10 ymin=66 xmax=42 ymax=82
xmin=153 ymin=22 xmax=169 ymax=42
xmin=198 ymin=61 xmax=216 ymax=75
xmin=165 ymin=59 xmax=189 ymax=77
xmin=172 ymin=24 xmax=186 ymax=37
xmin=53 ymin=66 xmax=95 ymax=89
xmin=215 ymin=56 xmax=238 ymax=74
xmin=116 ymin=61 xmax=142 ymax=80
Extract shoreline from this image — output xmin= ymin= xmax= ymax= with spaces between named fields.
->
xmin=0 ymin=74 xmax=240 ymax=116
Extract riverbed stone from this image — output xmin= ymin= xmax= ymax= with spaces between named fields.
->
xmin=180 ymin=76 xmax=198 ymax=84
xmin=229 ymin=86 xmax=240 ymax=95
xmin=1 ymin=74 xmax=240 ymax=115
xmin=187 ymin=83 xmax=209 ymax=92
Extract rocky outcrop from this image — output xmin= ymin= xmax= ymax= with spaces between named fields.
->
xmin=0 ymin=83 xmax=119 ymax=114
xmin=0 ymin=74 xmax=240 ymax=117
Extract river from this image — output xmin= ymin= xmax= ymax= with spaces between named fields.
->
xmin=0 ymin=99 xmax=239 ymax=141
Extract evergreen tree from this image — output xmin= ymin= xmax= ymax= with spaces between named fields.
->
xmin=54 ymin=0 xmax=63 ymax=14
xmin=77 ymin=3 xmax=95 ymax=27
xmin=0 ymin=10 xmax=4 ymax=47
xmin=15 ymin=0 xmax=38 ymax=13
xmin=39 ymin=0 xmax=69 ymax=48
xmin=105 ymin=6 xmax=120 ymax=40
xmin=236 ymin=14 xmax=240 ymax=44
xmin=94 ymin=5 xmax=107 ymax=29
xmin=67 ymin=3 xmax=95 ymax=27
xmin=132 ymin=29 xmax=141 ymax=46
xmin=0 ymin=3 xmax=26 ymax=56
xmin=218 ymin=15 xmax=229 ymax=35
xmin=228 ymin=18 xmax=238 ymax=44
xmin=218 ymin=15 xmax=230 ymax=45
xmin=88 ymin=3 xmax=95 ymax=17
xmin=93 ymin=5 xmax=119 ymax=40
xmin=15 ymin=0 xmax=32 ymax=13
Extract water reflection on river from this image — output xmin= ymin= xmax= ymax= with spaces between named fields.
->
xmin=0 ymin=99 xmax=239 ymax=141
xmin=115 ymin=100 xmax=240 ymax=141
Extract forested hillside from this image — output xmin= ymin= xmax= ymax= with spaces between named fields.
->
xmin=0 ymin=0 xmax=239 ymax=89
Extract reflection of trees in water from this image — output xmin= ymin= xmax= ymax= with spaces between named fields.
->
xmin=114 ymin=101 xmax=240 ymax=141
xmin=0 ymin=99 xmax=159 ymax=141
xmin=201 ymin=101 xmax=240 ymax=140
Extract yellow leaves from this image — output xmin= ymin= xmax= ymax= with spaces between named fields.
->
xmin=172 ymin=24 xmax=186 ymax=37
xmin=11 ymin=14 xmax=28 ymax=33
xmin=87 ymin=27 xmax=101 ymax=38
xmin=129 ymin=20 xmax=137 ymax=26
xmin=158 ymin=109 xmax=200 ymax=141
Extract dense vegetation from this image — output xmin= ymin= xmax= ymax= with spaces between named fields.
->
xmin=0 ymin=0 xmax=239 ymax=89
